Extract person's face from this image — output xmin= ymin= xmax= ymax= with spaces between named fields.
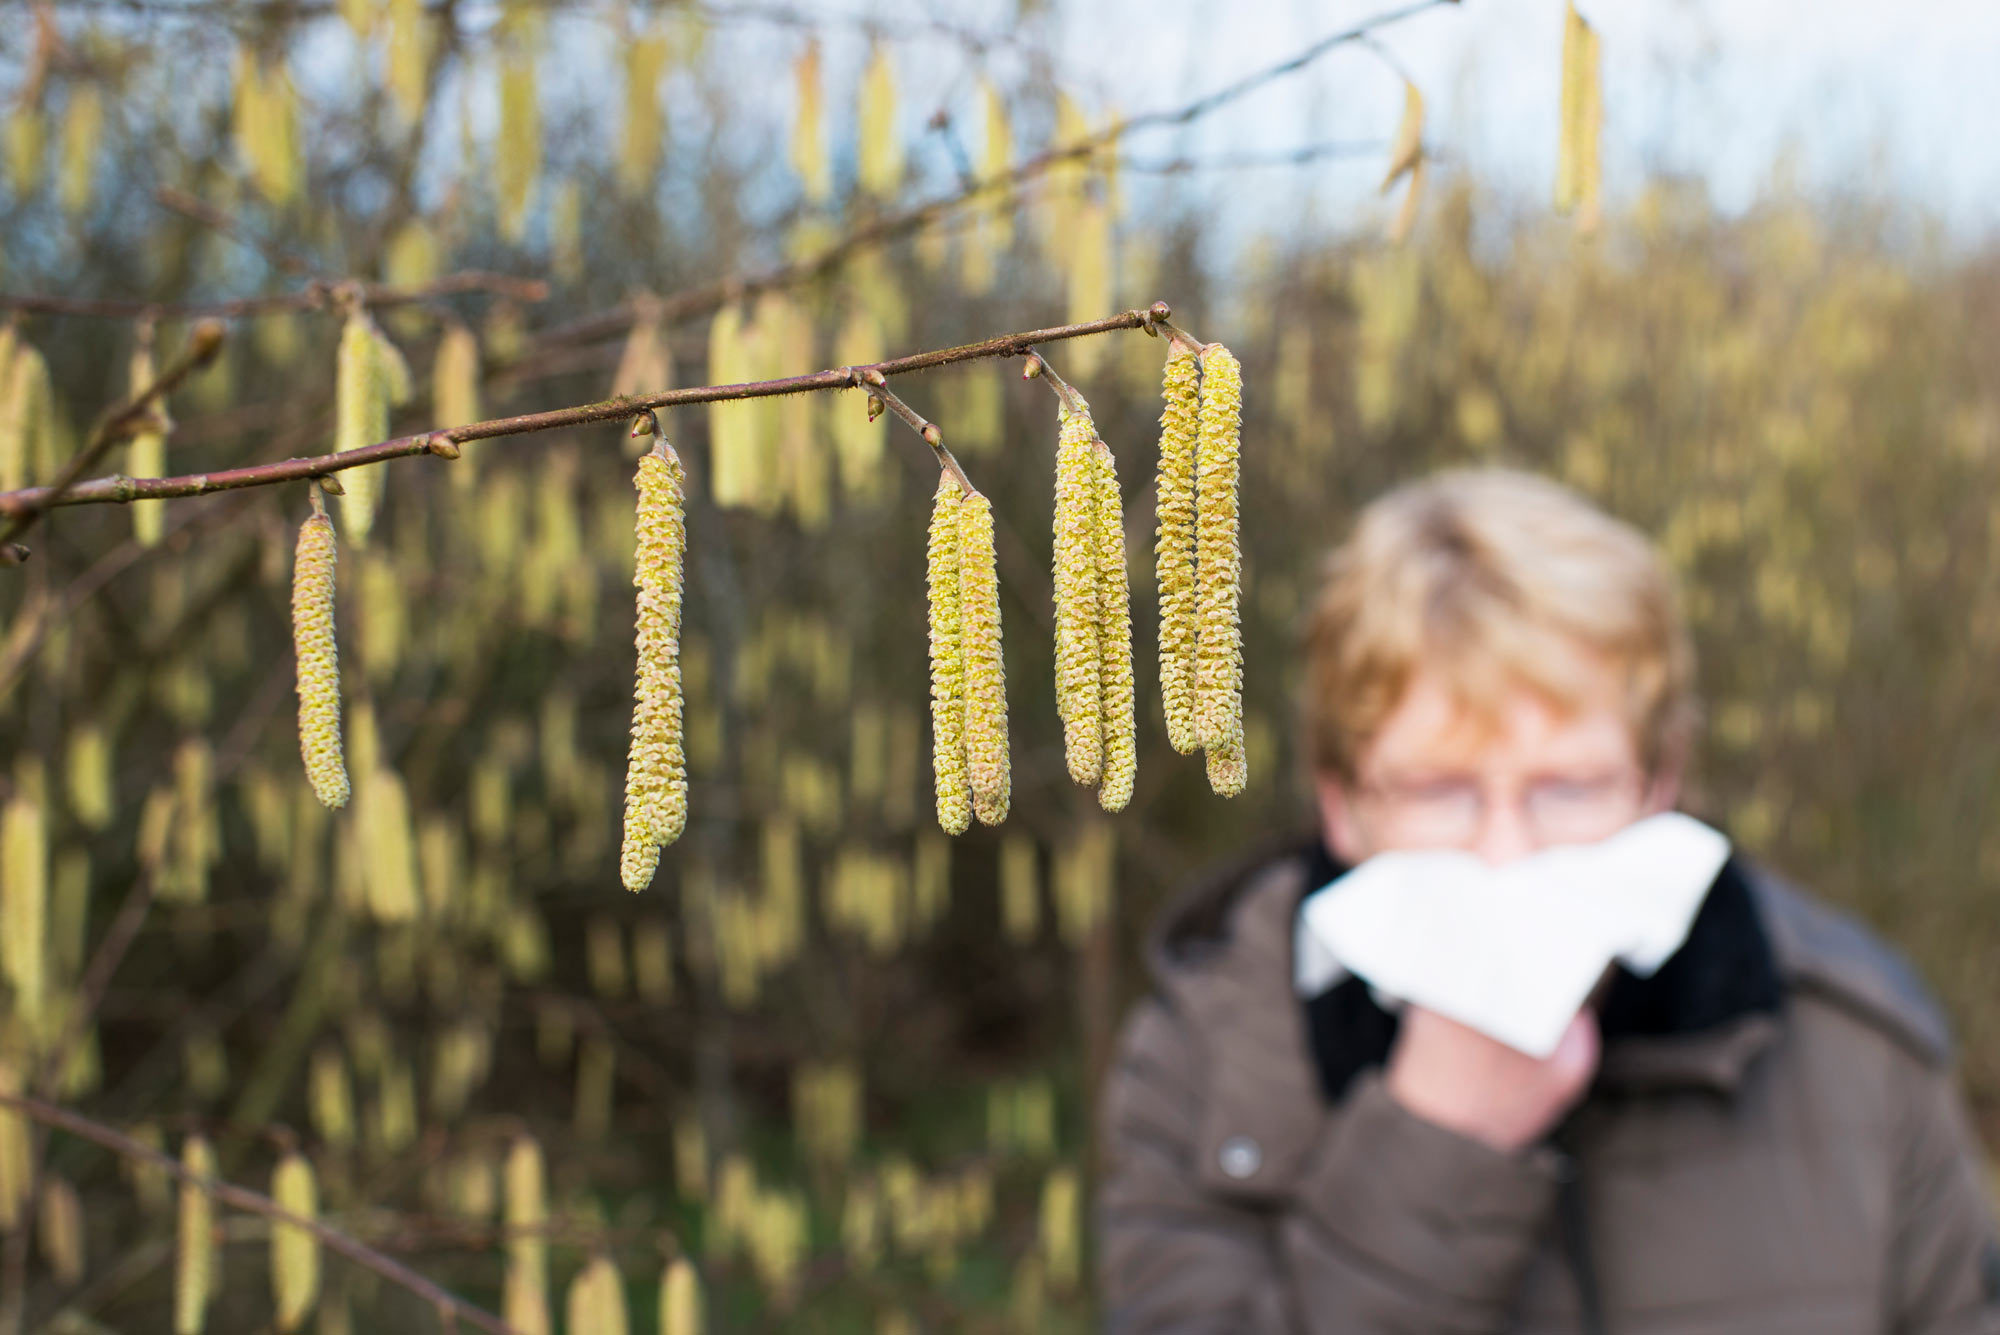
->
xmin=1317 ymin=658 xmax=1680 ymax=868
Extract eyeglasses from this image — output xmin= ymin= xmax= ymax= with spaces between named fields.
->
xmin=1353 ymin=770 xmax=1647 ymax=849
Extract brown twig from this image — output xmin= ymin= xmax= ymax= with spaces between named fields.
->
xmin=154 ymin=186 xmax=315 ymax=277
xmin=1021 ymin=350 xmax=1091 ymax=417
xmin=854 ymin=369 xmax=976 ymax=497
xmin=0 ymin=304 xmax=1166 ymax=516
xmin=0 ymin=320 xmax=226 ymax=551
xmin=0 ymin=1091 xmax=527 ymax=1335
xmin=0 ymin=272 xmax=549 ymax=322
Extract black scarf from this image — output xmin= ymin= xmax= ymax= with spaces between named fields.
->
xmin=1298 ymin=840 xmax=1785 ymax=1103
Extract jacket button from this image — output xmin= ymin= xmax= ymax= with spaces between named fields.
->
xmin=1217 ymin=1135 xmax=1262 ymax=1179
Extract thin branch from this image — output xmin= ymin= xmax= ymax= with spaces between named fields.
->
xmin=0 ymin=320 xmax=226 ymax=550
xmin=0 ymin=303 xmax=1168 ymax=516
xmin=0 ymin=1091 xmax=526 ymax=1335
xmin=154 ymin=186 xmax=314 ymax=277
xmin=0 ymin=272 xmax=549 ymax=322
xmin=1021 ymin=351 xmax=1090 ymax=418
xmin=519 ymin=0 xmax=1451 ymax=353
xmin=855 ymin=369 xmax=976 ymax=497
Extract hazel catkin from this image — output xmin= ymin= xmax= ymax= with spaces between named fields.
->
xmin=1194 ymin=343 xmax=1245 ymax=792
xmin=1092 ymin=440 xmax=1137 ymax=813
xmin=291 ymin=504 xmax=350 ymax=810
xmin=926 ymin=476 xmax=971 ymax=835
xmin=1154 ymin=346 xmax=1201 ymax=755
xmin=332 ymin=314 xmax=388 ymax=544
xmin=1052 ymin=404 xmax=1102 ymax=785
xmin=174 ymin=1135 xmax=216 ymax=1335
xmin=270 ymin=1152 xmax=320 ymax=1331
xmin=620 ymin=442 xmax=689 ymax=891
xmin=957 ymin=490 xmax=1010 ymax=825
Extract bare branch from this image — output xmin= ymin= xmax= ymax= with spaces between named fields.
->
xmin=856 ymin=370 xmax=976 ymax=498
xmin=0 ymin=320 xmax=226 ymax=551
xmin=0 ymin=1090 xmax=527 ymax=1335
xmin=0 ymin=303 xmax=1167 ymax=517
xmin=154 ymin=186 xmax=315 ymax=277
xmin=0 ymin=272 xmax=549 ymax=322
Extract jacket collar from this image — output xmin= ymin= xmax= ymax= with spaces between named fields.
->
xmin=1147 ymin=840 xmax=1789 ymax=1204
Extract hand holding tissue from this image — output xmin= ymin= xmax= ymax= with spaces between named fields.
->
xmin=1295 ymin=812 xmax=1732 ymax=1059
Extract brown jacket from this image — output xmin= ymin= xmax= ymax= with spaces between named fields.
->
xmin=1098 ymin=846 xmax=2000 ymax=1334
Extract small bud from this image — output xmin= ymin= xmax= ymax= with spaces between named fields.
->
xmin=315 ymin=472 xmax=345 ymax=496
xmin=866 ymin=395 xmax=885 ymax=423
xmin=425 ymin=432 xmax=461 ymax=459
xmin=921 ymin=423 xmax=942 ymax=447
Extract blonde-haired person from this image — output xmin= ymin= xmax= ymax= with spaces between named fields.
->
xmin=1099 ymin=468 xmax=2000 ymax=1333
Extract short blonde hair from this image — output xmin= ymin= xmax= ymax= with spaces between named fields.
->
xmin=1302 ymin=468 xmax=1696 ymax=779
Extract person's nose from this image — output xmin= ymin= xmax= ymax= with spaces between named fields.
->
xmin=1468 ymin=790 xmax=1538 ymax=867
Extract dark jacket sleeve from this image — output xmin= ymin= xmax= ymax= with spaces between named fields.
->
xmin=1887 ymin=1061 xmax=2000 ymax=1334
xmin=1099 ymin=996 xmax=1564 ymax=1334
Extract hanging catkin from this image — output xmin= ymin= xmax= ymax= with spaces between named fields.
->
xmin=855 ymin=41 xmax=901 ymax=196
xmin=620 ymin=442 xmax=689 ymax=891
xmin=1556 ymin=2 xmax=1601 ymax=223
xmin=1092 ymin=441 xmax=1137 ymax=813
xmin=660 ymin=1258 xmax=702 ymax=1335
xmin=0 ymin=794 xmax=47 ymax=1023
xmin=292 ymin=499 xmax=350 ymax=810
xmin=566 ymin=1256 xmax=629 ymax=1335
xmin=271 ymin=1152 xmax=320 ymax=1331
xmin=1194 ymin=345 xmax=1244 ymax=795
xmin=1052 ymin=405 xmax=1102 ymax=785
xmin=174 ymin=1136 xmax=217 ymax=1335
xmin=332 ymin=313 xmax=388 ymax=544
xmin=128 ymin=338 xmax=172 ymax=547
xmin=791 ymin=39 xmax=830 ymax=203
xmin=619 ymin=32 xmax=669 ymax=195
xmin=1153 ymin=346 xmax=1200 ymax=755
xmin=926 ymin=477 xmax=971 ymax=835
xmin=958 ymin=490 xmax=1010 ymax=825
xmin=503 ymin=1136 xmax=550 ymax=1335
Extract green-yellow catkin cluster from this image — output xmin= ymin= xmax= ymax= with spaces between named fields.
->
xmin=1051 ymin=397 xmax=1138 ymax=811
xmin=620 ymin=443 xmax=689 ymax=891
xmin=959 ymin=490 xmax=1011 ymax=825
xmin=1556 ymin=1 xmax=1602 ymax=227
xmin=291 ymin=507 xmax=350 ymax=810
xmin=565 ymin=1256 xmax=629 ymax=1335
xmin=1053 ymin=407 xmax=1101 ymax=784
xmin=791 ymin=39 xmax=830 ymax=203
xmin=0 ymin=331 xmax=57 ymax=491
xmin=1154 ymin=346 xmax=1201 ymax=755
xmin=926 ymin=478 xmax=971 ymax=835
xmin=175 ymin=1135 xmax=217 ymax=1335
xmin=504 ymin=1136 xmax=550 ymax=1335
xmin=331 ymin=312 xmax=409 ymax=546
xmin=1 ymin=794 xmax=47 ymax=1023
xmin=433 ymin=322 xmax=482 ymax=483
xmin=128 ymin=339 xmax=173 ymax=547
xmin=659 ymin=1258 xmax=702 ymax=1335
xmin=232 ymin=48 xmax=302 ymax=205
xmin=270 ymin=1152 xmax=320 ymax=1331
xmin=1194 ymin=344 xmax=1247 ymax=797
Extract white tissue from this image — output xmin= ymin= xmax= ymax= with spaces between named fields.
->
xmin=1294 ymin=812 xmax=1732 ymax=1058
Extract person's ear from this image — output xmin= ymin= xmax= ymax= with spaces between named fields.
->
xmin=1317 ymin=773 xmax=1371 ymax=865
xmin=1642 ymin=741 xmax=1685 ymax=816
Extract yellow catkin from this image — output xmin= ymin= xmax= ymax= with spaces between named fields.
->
xmin=332 ymin=315 xmax=387 ymax=544
xmin=1194 ymin=345 xmax=1245 ymax=791
xmin=174 ymin=1135 xmax=216 ymax=1335
xmin=1 ymin=339 xmax=54 ymax=491
xmin=660 ymin=1258 xmax=702 ymax=1335
xmin=387 ymin=0 xmax=431 ymax=123
xmin=1205 ymin=720 xmax=1248 ymax=799
xmin=1390 ymin=158 xmax=1427 ymax=245
xmin=791 ymin=39 xmax=830 ymax=203
xmin=620 ymin=33 xmax=669 ymax=195
xmin=1 ymin=794 xmax=47 ymax=1023
xmin=128 ymin=340 xmax=173 ymax=547
xmin=620 ymin=443 xmax=689 ymax=891
xmin=926 ymin=477 xmax=971 ymax=835
xmin=566 ymin=1256 xmax=629 ymax=1335
xmin=831 ymin=309 xmax=888 ymax=502
xmin=360 ymin=768 xmax=420 ymax=922
xmin=1556 ymin=2 xmax=1600 ymax=221
xmin=705 ymin=304 xmax=759 ymax=508
xmin=504 ymin=1137 xmax=550 ymax=1335
xmin=291 ymin=508 xmax=350 ymax=810
xmin=1576 ymin=17 xmax=1603 ymax=229
xmin=856 ymin=41 xmax=901 ymax=196
xmin=1039 ymin=1166 xmax=1080 ymax=1291
xmin=497 ymin=53 xmax=542 ymax=245
xmin=0 ymin=1063 xmax=26 ymax=1230
xmin=1000 ymin=834 xmax=1039 ymax=943
xmin=1154 ymin=347 xmax=1201 ymax=754
xmin=5 ymin=108 xmax=44 ymax=197
xmin=1093 ymin=440 xmax=1137 ymax=813
xmin=957 ymin=491 xmax=1010 ymax=825
xmin=59 ymin=84 xmax=101 ymax=218
xmin=1382 ymin=80 xmax=1425 ymax=191
xmin=434 ymin=322 xmax=482 ymax=483
xmin=271 ymin=1152 xmax=320 ymax=1331
xmin=37 ymin=1176 xmax=84 ymax=1285
xmin=1052 ymin=405 xmax=1102 ymax=785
